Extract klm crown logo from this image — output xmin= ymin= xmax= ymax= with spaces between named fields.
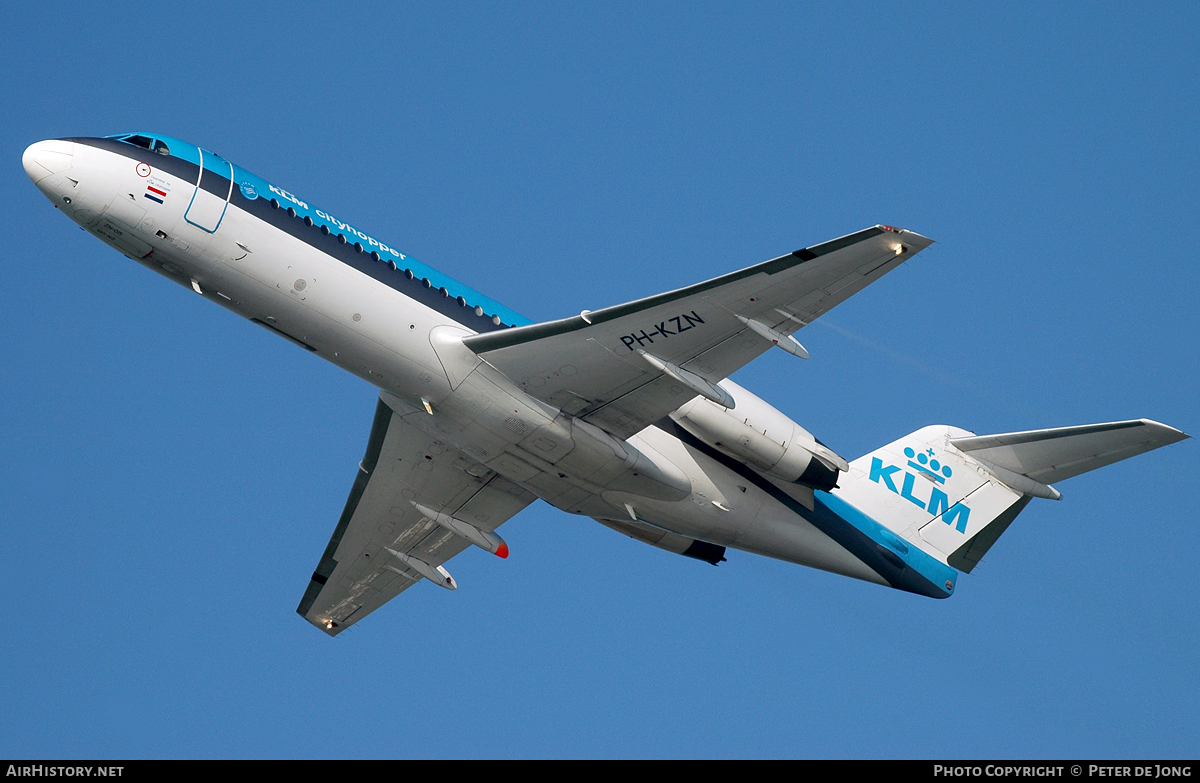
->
xmin=905 ymin=446 xmax=952 ymax=483
xmin=869 ymin=446 xmax=971 ymax=533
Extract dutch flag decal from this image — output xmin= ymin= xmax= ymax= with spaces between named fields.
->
xmin=144 ymin=185 xmax=167 ymax=204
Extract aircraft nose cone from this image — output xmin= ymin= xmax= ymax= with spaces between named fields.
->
xmin=23 ymin=139 xmax=75 ymax=183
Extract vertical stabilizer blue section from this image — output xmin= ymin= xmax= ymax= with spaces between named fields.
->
xmin=815 ymin=491 xmax=957 ymax=598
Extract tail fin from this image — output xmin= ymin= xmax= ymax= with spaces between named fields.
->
xmin=833 ymin=420 xmax=1187 ymax=575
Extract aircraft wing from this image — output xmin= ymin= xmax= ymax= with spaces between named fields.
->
xmin=464 ymin=226 xmax=932 ymax=439
xmin=297 ymin=394 xmax=536 ymax=636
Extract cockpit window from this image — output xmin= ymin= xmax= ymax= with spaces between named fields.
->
xmin=117 ymin=135 xmax=170 ymax=156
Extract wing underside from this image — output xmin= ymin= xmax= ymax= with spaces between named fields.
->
xmin=463 ymin=226 xmax=933 ymax=439
xmin=297 ymin=396 xmax=536 ymax=636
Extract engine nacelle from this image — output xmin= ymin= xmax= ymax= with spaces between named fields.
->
xmin=669 ymin=379 xmax=847 ymax=491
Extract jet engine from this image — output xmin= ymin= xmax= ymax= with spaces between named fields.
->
xmin=668 ymin=379 xmax=848 ymax=491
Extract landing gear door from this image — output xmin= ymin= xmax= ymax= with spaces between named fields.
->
xmin=185 ymin=148 xmax=233 ymax=233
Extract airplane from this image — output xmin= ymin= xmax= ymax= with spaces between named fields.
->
xmin=23 ymin=133 xmax=1189 ymax=636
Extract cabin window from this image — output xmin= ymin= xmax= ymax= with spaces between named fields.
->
xmin=320 ymin=224 xmax=330 ymax=235
xmin=304 ymin=215 xmax=313 ymax=227
xmin=370 ymin=250 xmax=381 ymax=262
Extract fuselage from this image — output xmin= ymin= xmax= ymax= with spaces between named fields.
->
xmin=23 ymin=133 xmax=955 ymax=598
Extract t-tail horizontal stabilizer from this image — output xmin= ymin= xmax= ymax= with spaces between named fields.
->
xmin=947 ymin=419 xmax=1188 ymax=487
xmin=832 ymin=419 xmax=1187 ymax=580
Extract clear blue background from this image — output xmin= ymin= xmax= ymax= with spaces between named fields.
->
xmin=3 ymin=2 xmax=1196 ymax=759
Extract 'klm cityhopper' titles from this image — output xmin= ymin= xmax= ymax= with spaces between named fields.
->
xmin=255 ymin=181 xmax=405 ymax=260
xmin=869 ymin=447 xmax=971 ymax=532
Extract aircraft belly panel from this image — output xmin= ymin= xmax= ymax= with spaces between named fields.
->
xmin=196 ymin=203 xmax=456 ymax=399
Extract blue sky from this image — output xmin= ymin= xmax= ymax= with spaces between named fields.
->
xmin=3 ymin=2 xmax=1197 ymax=759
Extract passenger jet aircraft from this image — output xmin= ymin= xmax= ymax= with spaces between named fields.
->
xmin=23 ymin=133 xmax=1188 ymax=635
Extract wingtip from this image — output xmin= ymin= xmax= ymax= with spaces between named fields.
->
xmin=495 ymin=541 xmax=509 ymax=559
xmin=891 ymin=226 xmax=935 ymax=248
xmin=1136 ymin=419 xmax=1190 ymax=445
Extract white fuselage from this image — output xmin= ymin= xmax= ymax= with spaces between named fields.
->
xmin=24 ymin=136 xmax=888 ymax=588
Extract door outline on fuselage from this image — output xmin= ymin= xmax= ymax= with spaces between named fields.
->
xmin=184 ymin=147 xmax=233 ymax=233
